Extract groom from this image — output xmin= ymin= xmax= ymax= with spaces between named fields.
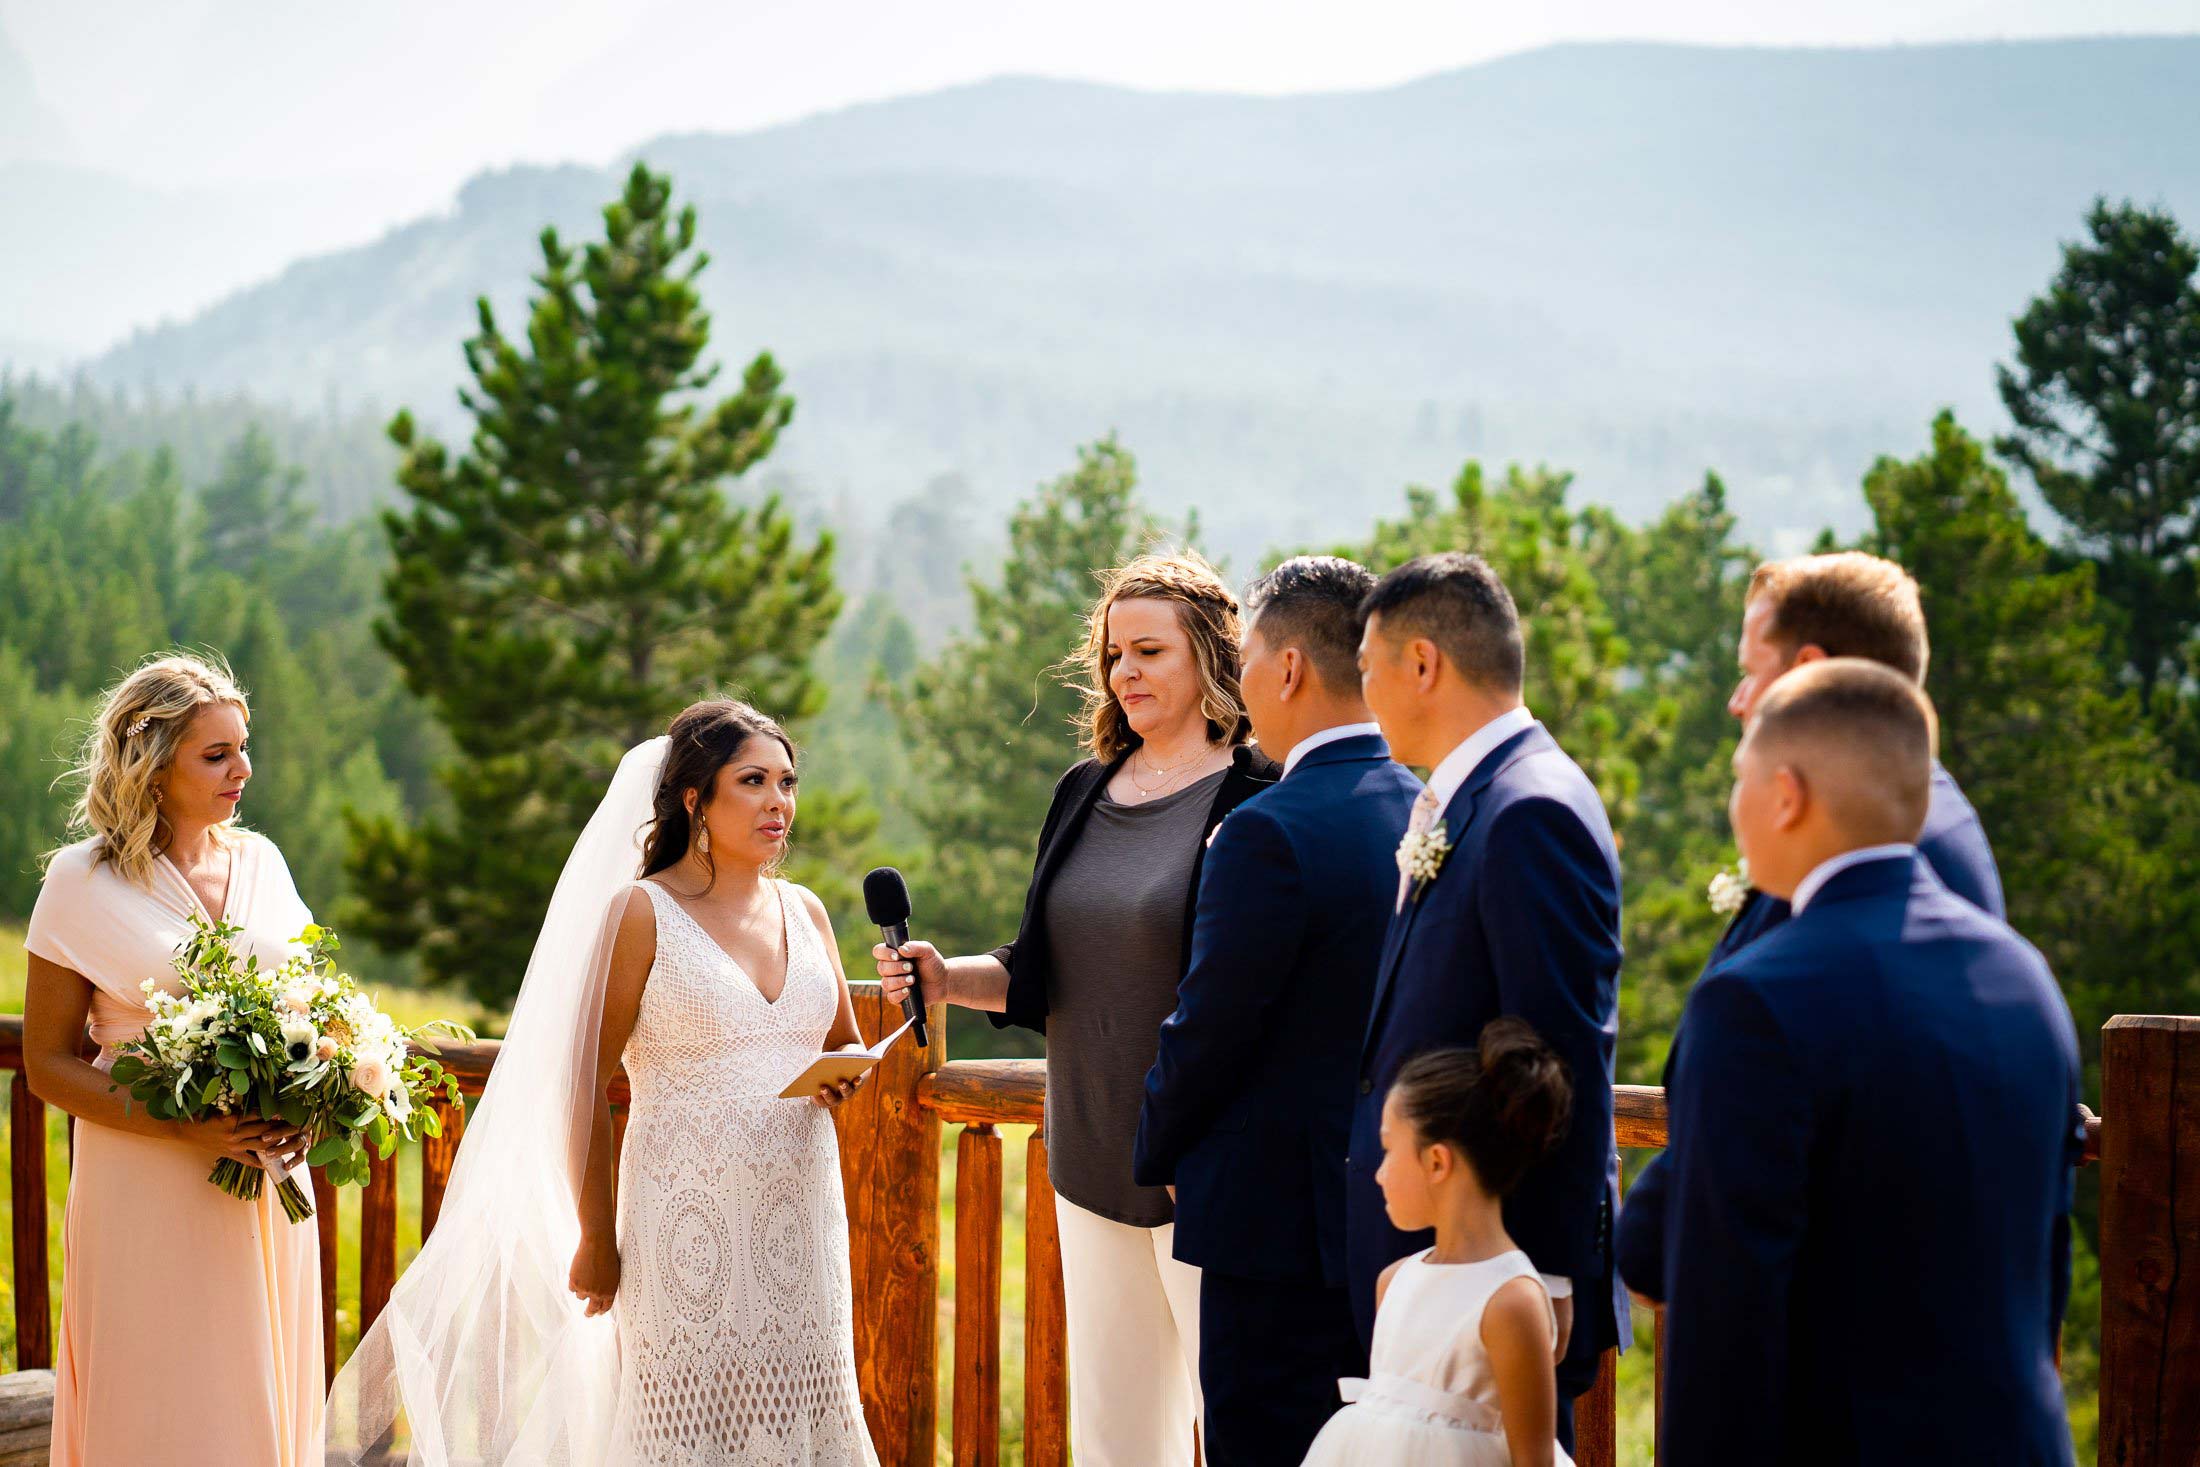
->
xmin=1134 ymin=556 xmax=1421 ymax=1467
xmin=1653 ymin=659 xmax=2081 ymax=1465
xmin=1348 ymin=552 xmax=1628 ymax=1449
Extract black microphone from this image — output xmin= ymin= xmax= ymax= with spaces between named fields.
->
xmin=862 ymin=866 xmax=929 ymax=1049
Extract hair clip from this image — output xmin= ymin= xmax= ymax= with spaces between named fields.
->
xmin=124 ymin=715 xmax=153 ymax=738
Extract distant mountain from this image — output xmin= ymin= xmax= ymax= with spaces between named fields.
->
xmin=66 ymin=39 xmax=2200 ymax=555
xmin=0 ymin=20 xmax=72 ymax=166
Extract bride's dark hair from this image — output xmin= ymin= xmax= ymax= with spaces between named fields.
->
xmin=640 ymin=700 xmax=798 ymax=886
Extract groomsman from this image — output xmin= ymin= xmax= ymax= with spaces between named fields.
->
xmin=1655 ymin=659 xmax=2081 ymax=1465
xmin=1347 ymin=552 xmax=1628 ymax=1450
xmin=1135 ymin=556 xmax=1421 ymax=1467
xmin=1618 ymin=551 xmax=2005 ymax=1304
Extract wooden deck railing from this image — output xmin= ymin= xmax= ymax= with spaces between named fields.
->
xmin=0 ymin=998 xmax=2190 ymax=1466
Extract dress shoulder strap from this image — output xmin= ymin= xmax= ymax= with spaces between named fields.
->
xmin=631 ymin=879 xmax=673 ymax=927
xmin=769 ymin=878 xmax=810 ymax=947
xmin=1469 ymin=1250 xmax=1555 ymax=1340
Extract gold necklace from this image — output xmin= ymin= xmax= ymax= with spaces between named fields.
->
xmin=1128 ymin=743 xmax=1214 ymax=798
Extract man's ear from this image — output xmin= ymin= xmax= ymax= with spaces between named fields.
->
xmin=1411 ymin=637 xmax=1444 ymax=694
xmin=1791 ymin=643 xmax=1829 ymax=668
xmin=1772 ymin=764 xmax=1809 ymax=831
xmin=1279 ymin=647 xmax=1305 ymax=701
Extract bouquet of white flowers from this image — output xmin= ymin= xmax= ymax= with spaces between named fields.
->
xmin=108 ymin=917 xmax=472 ymax=1223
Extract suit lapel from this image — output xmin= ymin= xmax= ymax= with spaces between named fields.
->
xmin=1355 ymin=725 xmax=1548 ymax=1055
xmin=1363 ymin=725 xmax=1544 ymax=1055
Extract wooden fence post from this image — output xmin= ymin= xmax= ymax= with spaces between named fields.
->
xmin=2097 ymin=1015 xmax=2200 ymax=1467
xmin=358 ymin=1148 xmax=400 ymax=1338
xmin=1023 ymin=1135 xmax=1069 ymax=1467
xmin=419 ymin=1097 xmax=466 ymax=1242
xmin=313 ymin=1166 xmax=339 ymax=1385
xmin=838 ymin=983 xmax=944 ymax=1465
xmin=952 ymin=1125 xmax=1002 ymax=1467
xmin=8 ymin=1078 xmax=49 ymax=1371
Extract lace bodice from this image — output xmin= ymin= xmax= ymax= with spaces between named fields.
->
xmin=609 ymin=880 xmax=877 ymax=1466
xmin=623 ymin=879 xmax=839 ymax=1105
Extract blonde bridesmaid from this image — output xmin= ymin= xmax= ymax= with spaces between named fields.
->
xmin=22 ymin=654 xmax=323 ymax=1466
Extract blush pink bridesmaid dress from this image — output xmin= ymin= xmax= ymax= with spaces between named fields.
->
xmin=25 ymin=833 xmax=323 ymax=1467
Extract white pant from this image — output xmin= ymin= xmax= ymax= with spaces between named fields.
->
xmin=1055 ymin=1195 xmax=1205 ymax=1467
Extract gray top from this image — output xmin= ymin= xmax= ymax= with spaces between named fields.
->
xmin=1041 ymin=769 xmax=1228 ymax=1228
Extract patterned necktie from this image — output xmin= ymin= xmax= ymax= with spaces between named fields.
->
xmin=1396 ymin=785 xmax=1444 ymax=910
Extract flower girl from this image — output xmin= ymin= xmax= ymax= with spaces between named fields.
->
xmin=1304 ymin=1019 xmax=1575 ymax=1467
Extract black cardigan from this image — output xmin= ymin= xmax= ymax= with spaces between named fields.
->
xmin=989 ymin=744 xmax=1282 ymax=1034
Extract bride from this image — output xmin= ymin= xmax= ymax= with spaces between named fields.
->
xmin=329 ymin=700 xmax=881 ymax=1466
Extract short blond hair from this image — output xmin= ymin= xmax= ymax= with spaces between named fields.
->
xmin=1745 ymin=658 xmax=1935 ymax=844
xmin=1067 ymin=551 xmax=1251 ymax=763
xmin=1747 ymin=552 xmax=1929 ymax=684
xmin=63 ymin=653 xmax=251 ymax=887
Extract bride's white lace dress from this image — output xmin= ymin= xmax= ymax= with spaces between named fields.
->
xmin=612 ymin=879 xmax=878 ymax=1466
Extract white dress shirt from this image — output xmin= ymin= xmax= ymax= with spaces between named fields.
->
xmin=1422 ymin=705 xmax=1538 ymax=817
xmin=1789 ymin=844 xmax=1917 ymax=914
xmin=1410 ymin=704 xmax=1575 ymax=1299
xmin=1280 ymin=721 xmax=1384 ymax=778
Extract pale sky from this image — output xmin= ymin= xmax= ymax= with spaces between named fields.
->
xmin=6 ymin=0 xmax=2196 ymax=248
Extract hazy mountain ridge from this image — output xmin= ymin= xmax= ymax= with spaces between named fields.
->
xmin=40 ymin=38 xmax=2200 ymax=554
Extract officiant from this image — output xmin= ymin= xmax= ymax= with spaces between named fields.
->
xmin=876 ymin=551 xmax=1277 ymax=1467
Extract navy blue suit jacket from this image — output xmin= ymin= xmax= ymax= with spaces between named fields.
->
xmin=1656 ymin=856 xmax=2080 ymax=1466
xmin=1345 ymin=722 xmax=1629 ymax=1387
xmin=1133 ymin=733 xmax=1421 ymax=1285
xmin=1617 ymin=762 xmax=2005 ymax=1300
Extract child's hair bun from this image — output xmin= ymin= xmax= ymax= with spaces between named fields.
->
xmin=1388 ymin=1018 xmax=1575 ymax=1198
xmin=1476 ymin=1017 xmax=1574 ymax=1169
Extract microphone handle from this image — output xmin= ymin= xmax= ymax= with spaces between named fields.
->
xmin=881 ymin=922 xmax=930 ymax=1048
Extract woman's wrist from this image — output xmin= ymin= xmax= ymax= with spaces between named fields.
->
xmin=941 ymin=954 xmax=1010 ymax=1013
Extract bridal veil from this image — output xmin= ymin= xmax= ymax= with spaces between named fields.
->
xmin=326 ymin=737 xmax=668 ymax=1464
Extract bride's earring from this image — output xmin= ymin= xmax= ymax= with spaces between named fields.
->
xmin=696 ymin=818 xmax=711 ymax=855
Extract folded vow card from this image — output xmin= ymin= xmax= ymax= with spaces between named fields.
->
xmin=776 ymin=1016 xmax=917 ymax=1099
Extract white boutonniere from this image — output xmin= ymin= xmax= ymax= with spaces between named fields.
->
xmin=1707 ymin=857 xmax=1751 ymax=917
xmin=1396 ymin=824 xmax=1452 ymax=904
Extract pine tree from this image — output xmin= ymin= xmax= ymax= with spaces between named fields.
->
xmin=200 ymin=424 xmax=310 ymax=574
xmin=1581 ymin=475 xmax=1759 ymax=1075
xmin=893 ymin=439 xmax=1161 ymax=1008
xmin=1862 ymin=412 xmax=2200 ymax=1069
xmin=1996 ymin=199 xmax=2200 ymax=702
xmin=1330 ymin=460 xmax=1654 ymax=827
xmin=345 ymin=165 xmax=844 ymax=1007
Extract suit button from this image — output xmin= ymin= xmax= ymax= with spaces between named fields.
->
xmin=1360 ymin=1078 xmax=1373 ymax=1095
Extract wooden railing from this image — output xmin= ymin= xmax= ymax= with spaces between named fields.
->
xmin=0 ymin=999 xmax=2191 ymax=1466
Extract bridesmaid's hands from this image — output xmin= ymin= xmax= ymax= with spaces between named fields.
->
xmin=186 ymin=1113 xmax=308 ymax=1171
xmin=570 ymin=1230 xmax=620 ymax=1317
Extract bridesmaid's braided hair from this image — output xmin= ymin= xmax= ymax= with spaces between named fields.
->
xmin=59 ymin=652 xmax=252 ymax=888
xmin=1388 ymin=1019 xmax=1574 ymax=1198
xmin=640 ymin=700 xmax=798 ymax=891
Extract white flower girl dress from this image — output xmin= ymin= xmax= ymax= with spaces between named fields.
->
xmin=1302 ymin=1247 xmax=1576 ymax=1467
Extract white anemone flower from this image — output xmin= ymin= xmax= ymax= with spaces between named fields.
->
xmin=280 ymin=1016 xmax=320 ymax=1064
